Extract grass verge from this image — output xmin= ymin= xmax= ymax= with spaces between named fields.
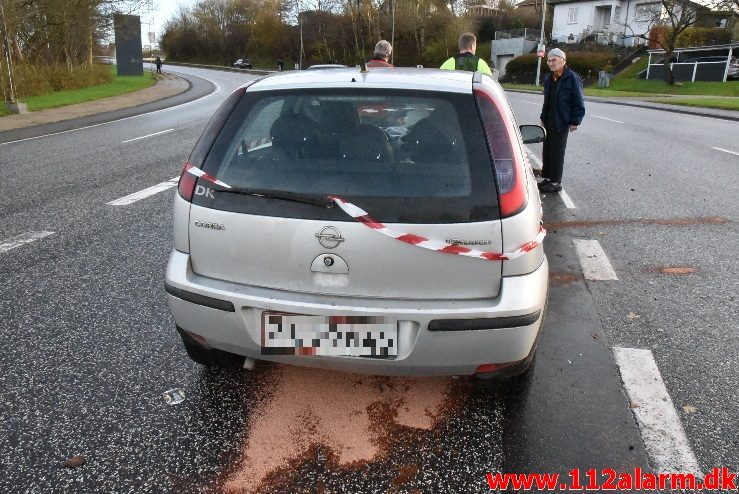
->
xmin=607 ymin=79 xmax=739 ymax=96
xmin=646 ymin=97 xmax=739 ymax=111
xmin=1 ymin=69 xmax=158 ymax=117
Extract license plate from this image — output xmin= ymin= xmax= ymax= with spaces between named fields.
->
xmin=261 ymin=312 xmax=397 ymax=358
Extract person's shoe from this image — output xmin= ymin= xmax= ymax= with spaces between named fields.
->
xmin=536 ymin=178 xmax=550 ymax=190
xmin=539 ymin=181 xmax=562 ymax=193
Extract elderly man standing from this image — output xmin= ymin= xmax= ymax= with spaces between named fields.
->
xmin=440 ymin=32 xmax=492 ymax=75
xmin=538 ymin=48 xmax=585 ymax=193
xmin=367 ymin=40 xmax=394 ymax=68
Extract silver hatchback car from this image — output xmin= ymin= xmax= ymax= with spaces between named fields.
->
xmin=165 ymin=68 xmax=548 ymax=378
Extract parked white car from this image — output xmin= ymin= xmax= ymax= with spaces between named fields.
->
xmin=165 ymin=68 xmax=548 ymax=379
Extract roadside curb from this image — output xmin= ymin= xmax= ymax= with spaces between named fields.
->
xmin=0 ymin=72 xmax=191 ymax=132
xmin=164 ymin=61 xmax=277 ymax=77
xmin=0 ymin=71 xmax=214 ymax=144
xmin=582 ymin=98 xmax=739 ymax=122
xmin=504 ymin=88 xmax=739 ymax=123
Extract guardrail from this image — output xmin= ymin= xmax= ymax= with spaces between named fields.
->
xmin=159 ymin=60 xmax=278 ymax=76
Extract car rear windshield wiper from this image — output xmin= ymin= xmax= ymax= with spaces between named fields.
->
xmin=219 ymin=187 xmax=335 ymax=208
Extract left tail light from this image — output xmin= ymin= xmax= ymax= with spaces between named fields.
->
xmin=178 ymin=162 xmax=198 ymax=202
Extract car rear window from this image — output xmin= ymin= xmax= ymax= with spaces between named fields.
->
xmin=196 ymin=88 xmax=499 ymax=223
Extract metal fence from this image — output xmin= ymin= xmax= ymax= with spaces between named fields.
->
xmin=495 ymin=28 xmax=542 ymax=42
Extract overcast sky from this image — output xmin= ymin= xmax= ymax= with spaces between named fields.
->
xmin=140 ymin=0 xmax=197 ymax=46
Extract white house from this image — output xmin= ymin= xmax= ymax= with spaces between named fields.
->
xmin=549 ymin=0 xmax=702 ymax=46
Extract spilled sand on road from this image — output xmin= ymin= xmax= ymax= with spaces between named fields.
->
xmin=224 ymin=365 xmax=456 ymax=493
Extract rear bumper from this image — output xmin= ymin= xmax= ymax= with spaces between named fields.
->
xmin=165 ymin=249 xmax=548 ymax=376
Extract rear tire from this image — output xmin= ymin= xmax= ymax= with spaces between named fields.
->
xmin=475 ymin=353 xmax=537 ymax=392
xmin=176 ymin=326 xmax=246 ymax=368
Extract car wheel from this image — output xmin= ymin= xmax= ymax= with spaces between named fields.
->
xmin=474 ymin=352 xmax=537 ymax=393
xmin=176 ymin=326 xmax=246 ymax=368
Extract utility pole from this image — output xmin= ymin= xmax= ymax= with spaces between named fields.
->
xmin=535 ymin=0 xmax=547 ymax=86
xmin=391 ymin=0 xmax=395 ymax=65
xmin=299 ymin=0 xmax=304 ymax=70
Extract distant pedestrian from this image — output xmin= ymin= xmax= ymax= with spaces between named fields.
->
xmin=277 ymin=58 xmax=284 ymax=71
xmin=155 ymin=56 xmax=163 ymax=74
xmin=366 ymin=40 xmax=394 ymax=68
xmin=538 ymin=48 xmax=585 ymax=193
xmin=440 ymin=33 xmax=492 ymax=75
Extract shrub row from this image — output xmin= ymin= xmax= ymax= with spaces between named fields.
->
xmin=501 ymin=52 xmax=619 ymax=84
xmin=9 ymin=64 xmax=113 ymax=100
xmin=676 ymin=28 xmax=733 ymax=48
xmin=649 ymin=26 xmax=734 ymax=49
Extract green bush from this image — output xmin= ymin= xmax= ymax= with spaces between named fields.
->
xmin=676 ymin=27 xmax=732 ymax=47
xmin=12 ymin=64 xmax=113 ymax=99
xmin=502 ymin=52 xmax=619 ymax=84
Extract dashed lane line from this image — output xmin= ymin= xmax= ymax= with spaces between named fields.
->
xmin=613 ymin=347 xmax=703 ymax=475
xmin=591 ymin=114 xmax=624 ymax=124
xmin=108 ymin=177 xmax=179 ymax=206
xmin=0 ymin=231 xmax=55 ymax=254
xmin=525 ymin=147 xmax=576 ymax=209
xmin=525 ymin=146 xmax=543 ymax=170
xmin=557 ymin=189 xmax=576 ymax=208
xmin=712 ymin=146 xmax=739 ymax=157
xmin=572 ymin=239 xmax=618 ymax=280
xmin=122 ymin=129 xmax=175 ymax=143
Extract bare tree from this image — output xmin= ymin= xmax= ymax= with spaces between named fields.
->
xmin=620 ymin=0 xmax=710 ymax=84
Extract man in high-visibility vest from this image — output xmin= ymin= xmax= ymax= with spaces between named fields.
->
xmin=440 ymin=33 xmax=492 ymax=75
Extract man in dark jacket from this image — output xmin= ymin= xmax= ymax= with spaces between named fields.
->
xmin=538 ymin=48 xmax=585 ymax=193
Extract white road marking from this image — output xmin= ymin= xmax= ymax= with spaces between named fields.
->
xmin=572 ymin=239 xmax=618 ymax=280
xmin=558 ymin=189 xmax=576 ymax=209
xmin=525 ymin=147 xmax=576 ymax=208
xmin=521 ymin=100 xmax=540 ymax=106
xmin=613 ymin=347 xmax=703 ymax=475
xmin=591 ymin=114 xmax=624 ymax=123
xmin=122 ymin=129 xmax=174 ymax=143
xmin=0 ymin=231 xmax=55 ymax=254
xmin=0 ymin=79 xmax=222 ymax=147
xmin=712 ymin=146 xmax=739 ymax=157
xmin=524 ymin=146 xmax=543 ymax=169
xmin=108 ymin=181 xmax=177 ymax=206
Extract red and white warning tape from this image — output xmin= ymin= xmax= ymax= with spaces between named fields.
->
xmin=328 ymin=195 xmax=545 ymax=261
xmin=186 ymin=165 xmax=232 ymax=189
xmin=181 ymin=168 xmax=544 ymax=261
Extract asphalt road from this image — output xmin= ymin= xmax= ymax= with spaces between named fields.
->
xmin=0 ymin=66 xmax=736 ymax=493
xmin=508 ymin=91 xmax=739 ymax=473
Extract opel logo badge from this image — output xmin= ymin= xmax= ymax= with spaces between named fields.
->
xmin=315 ymin=226 xmax=344 ymax=249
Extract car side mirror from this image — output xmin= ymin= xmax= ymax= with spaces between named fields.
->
xmin=520 ymin=125 xmax=546 ymax=144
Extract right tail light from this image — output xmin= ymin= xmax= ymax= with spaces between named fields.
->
xmin=474 ymin=87 xmax=527 ymax=218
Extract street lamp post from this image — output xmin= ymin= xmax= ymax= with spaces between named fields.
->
xmin=535 ymin=0 xmax=547 ymax=86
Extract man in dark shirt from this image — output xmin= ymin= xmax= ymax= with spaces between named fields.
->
xmin=538 ymin=48 xmax=585 ymax=193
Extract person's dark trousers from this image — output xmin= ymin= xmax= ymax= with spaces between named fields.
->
xmin=541 ymin=125 xmax=569 ymax=183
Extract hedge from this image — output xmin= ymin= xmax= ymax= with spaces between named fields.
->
xmin=501 ymin=52 xmax=620 ymax=84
